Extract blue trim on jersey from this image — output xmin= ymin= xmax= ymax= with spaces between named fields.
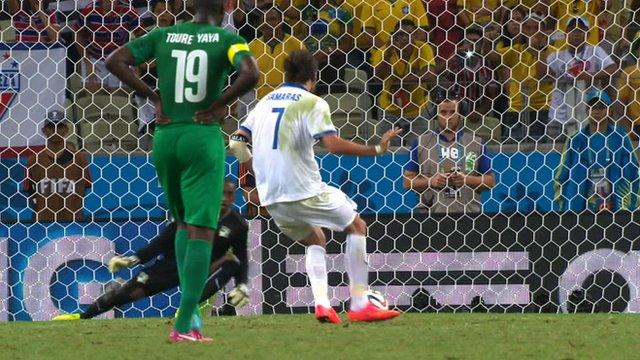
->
xmin=239 ymin=125 xmax=252 ymax=135
xmin=281 ymin=82 xmax=307 ymax=90
xmin=313 ymin=130 xmax=337 ymax=140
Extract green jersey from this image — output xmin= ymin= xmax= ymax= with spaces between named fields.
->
xmin=125 ymin=22 xmax=252 ymax=125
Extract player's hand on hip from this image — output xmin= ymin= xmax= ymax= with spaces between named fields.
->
xmin=193 ymin=103 xmax=227 ymax=124
xmin=108 ymin=255 xmax=140 ymax=273
xmin=379 ymin=127 xmax=403 ymax=152
xmin=229 ymin=283 xmax=249 ymax=308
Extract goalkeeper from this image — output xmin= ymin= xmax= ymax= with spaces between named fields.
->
xmin=53 ymin=180 xmax=250 ymax=321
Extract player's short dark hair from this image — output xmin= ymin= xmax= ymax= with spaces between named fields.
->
xmin=284 ymin=50 xmax=318 ymax=84
xmin=193 ymin=0 xmax=224 ymax=15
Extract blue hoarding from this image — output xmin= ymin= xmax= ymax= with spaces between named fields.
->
xmin=1 ymin=220 xmax=176 ymax=321
xmin=0 ymin=151 xmax=563 ymax=223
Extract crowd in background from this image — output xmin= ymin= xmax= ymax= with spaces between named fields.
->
xmin=1 ymin=0 xmax=640 ymax=218
xmin=1 ymin=0 xmax=639 ymax=147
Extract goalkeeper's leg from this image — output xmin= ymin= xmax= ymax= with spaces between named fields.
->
xmin=79 ymin=280 xmax=147 ymax=319
xmin=54 ymin=266 xmax=179 ymax=320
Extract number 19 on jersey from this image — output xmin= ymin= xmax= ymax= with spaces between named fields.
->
xmin=171 ymin=50 xmax=208 ymax=104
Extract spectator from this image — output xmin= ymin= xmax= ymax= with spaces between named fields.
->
xmin=362 ymin=0 xmax=428 ymax=49
xmin=234 ymin=0 xmax=299 ymax=42
xmin=74 ymin=0 xmax=142 ymax=94
xmin=341 ymin=0 xmax=373 ymax=69
xmin=616 ymin=31 xmax=640 ymax=140
xmin=300 ymin=0 xmax=354 ymax=91
xmin=498 ymin=12 xmax=555 ymax=142
xmin=544 ymin=16 xmax=616 ymax=137
xmin=426 ymin=0 xmax=463 ymax=61
xmin=547 ymin=0 xmax=604 ymax=46
xmin=457 ymin=0 xmax=504 ymax=27
xmin=403 ymin=90 xmax=495 ymax=214
xmin=8 ymin=0 xmax=60 ymax=44
xmin=250 ymin=7 xmax=306 ymax=101
xmin=495 ymin=5 xmax=525 ymax=52
xmin=444 ymin=25 xmax=500 ymax=126
xmin=554 ymin=90 xmax=639 ymax=212
xmin=134 ymin=0 xmax=175 ymax=151
xmin=24 ymin=110 xmax=92 ymax=222
xmin=372 ymin=20 xmax=436 ymax=146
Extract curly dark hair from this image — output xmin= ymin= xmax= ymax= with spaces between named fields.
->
xmin=284 ymin=49 xmax=318 ymax=84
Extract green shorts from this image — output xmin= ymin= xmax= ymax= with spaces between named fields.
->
xmin=153 ymin=124 xmax=225 ymax=229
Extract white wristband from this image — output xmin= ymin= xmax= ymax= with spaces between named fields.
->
xmin=374 ymin=145 xmax=384 ymax=155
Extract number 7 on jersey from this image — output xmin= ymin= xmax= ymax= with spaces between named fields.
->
xmin=272 ymin=107 xmax=285 ymax=149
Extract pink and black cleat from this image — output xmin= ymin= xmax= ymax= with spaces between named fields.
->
xmin=189 ymin=329 xmax=213 ymax=342
xmin=168 ymin=329 xmax=198 ymax=343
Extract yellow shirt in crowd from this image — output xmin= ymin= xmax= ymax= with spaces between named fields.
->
xmin=371 ymin=41 xmax=435 ymax=117
xmin=457 ymin=0 xmax=502 ymax=25
xmin=498 ymin=44 xmax=554 ymax=112
xmin=363 ymin=0 xmax=429 ymax=47
xmin=249 ymin=34 xmax=306 ymax=100
xmin=618 ymin=65 xmax=640 ymax=126
xmin=286 ymin=0 xmax=363 ymax=43
xmin=551 ymin=0 xmax=602 ymax=45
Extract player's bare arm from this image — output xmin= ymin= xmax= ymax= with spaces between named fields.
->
xmin=105 ymin=47 xmax=168 ymax=123
xmin=321 ymin=128 xmax=403 ymax=156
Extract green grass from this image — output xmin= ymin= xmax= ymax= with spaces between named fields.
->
xmin=0 ymin=313 xmax=636 ymax=359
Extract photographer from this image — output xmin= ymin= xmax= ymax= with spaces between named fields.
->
xmin=403 ymin=89 xmax=495 ymax=214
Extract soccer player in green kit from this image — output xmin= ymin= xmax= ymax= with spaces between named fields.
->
xmin=106 ymin=0 xmax=259 ymax=342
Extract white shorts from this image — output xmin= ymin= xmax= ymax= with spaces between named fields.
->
xmin=81 ymin=57 xmax=122 ymax=89
xmin=266 ymin=186 xmax=358 ymax=241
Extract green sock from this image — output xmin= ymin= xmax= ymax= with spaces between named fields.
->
xmin=175 ymin=239 xmax=212 ymax=333
xmin=174 ymin=229 xmax=189 ymax=285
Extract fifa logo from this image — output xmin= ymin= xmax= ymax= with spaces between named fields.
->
xmin=0 ymin=54 xmax=20 ymax=121
xmin=37 ymin=178 xmax=77 ymax=195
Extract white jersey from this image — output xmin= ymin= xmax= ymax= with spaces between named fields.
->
xmin=546 ymin=44 xmax=614 ymax=124
xmin=240 ymin=83 xmax=337 ymax=206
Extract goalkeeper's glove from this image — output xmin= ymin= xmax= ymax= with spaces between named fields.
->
xmin=108 ymin=255 xmax=140 ymax=273
xmin=228 ymin=283 xmax=249 ymax=308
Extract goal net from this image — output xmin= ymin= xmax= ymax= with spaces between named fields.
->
xmin=0 ymin=0 xmax=639 ymax=320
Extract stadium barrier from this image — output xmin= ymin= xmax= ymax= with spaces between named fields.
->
xmin=1 ymin=211 xmax=638 ymax=321
xmin=0 ymin=151 xmax=562 ymax=223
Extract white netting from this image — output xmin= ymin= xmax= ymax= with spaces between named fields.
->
xmin=0 ymin=0 xmax=639 ymax=321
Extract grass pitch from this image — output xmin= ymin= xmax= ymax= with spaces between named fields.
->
xmin=0 ymin=313 xmax=636 ymax=359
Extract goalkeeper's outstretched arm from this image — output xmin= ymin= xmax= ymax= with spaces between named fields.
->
xmin=109 ymin=222 xmax=177 ymax=272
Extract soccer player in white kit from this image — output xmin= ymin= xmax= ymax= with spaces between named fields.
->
xmin=230 ymin=50 xmax=402 ymax=323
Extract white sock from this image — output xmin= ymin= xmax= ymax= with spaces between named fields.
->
xmin=305 ymin=245 xmax=330 ymax=308
xmin=345 ymin=234 xmax=369 ymax=311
